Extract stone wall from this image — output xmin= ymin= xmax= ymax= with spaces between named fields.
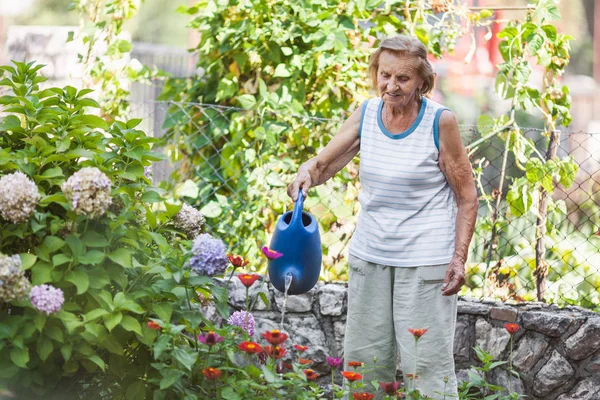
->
xmin=224 ymin=279 xmax=600 ymax=400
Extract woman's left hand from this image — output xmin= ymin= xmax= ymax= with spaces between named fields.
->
xmin=441 ymin=256 xmax=466 ymax=296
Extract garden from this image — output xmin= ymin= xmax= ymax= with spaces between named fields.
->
xmin=1 ymin=0 xmax=599 ymax=399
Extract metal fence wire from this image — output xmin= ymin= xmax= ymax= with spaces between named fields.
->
xmin=128 ymin=99 xmax=600 ymax=310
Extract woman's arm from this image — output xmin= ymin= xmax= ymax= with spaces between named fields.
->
xmin=438 ymin=110 xmax=479 ymax=296
xmin=287 ymin=106 xmax=362 ymax=201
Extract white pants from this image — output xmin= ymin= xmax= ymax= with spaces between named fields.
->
xmin=343 ymin=254 xmax=458 ymax=399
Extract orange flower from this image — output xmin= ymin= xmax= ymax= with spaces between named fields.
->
xmin=239 ymin=341 xmax=263 ymax=354
xmin=303 ymin=369 xmax=319 ymax=380
xmin=408 ymin=328 xmax=428 ymax=338
xmin=504 ymin=323 xmax=520 ymax=334
xmin=341 ymin=371 xmax=362 ymax=381
xmin=228 ymin=254 xmax=249 ymax=267
xmin=347 ymin=361 xmax=364 ymax=369
xmin=352 ymin=393 xmax=375 ymax=400
xmin=262 ymin=329 xmax=288 ymax=345
xmin=147 ymin=321 xmax=160 ymax=330
xmin=406 ymin=373 xmax=419 ymax=380
xmin=237 ymin=273 xmax=260 ymax=288
xmin=298 ymin=358 xmax=312 ymax=365
xmin=293 ymin=344 xmax=308 ymax=353
xmin=263 ymin=345 xmax=287 ymax=359
xmin=202 ymin=367 xmax=222 ymax=380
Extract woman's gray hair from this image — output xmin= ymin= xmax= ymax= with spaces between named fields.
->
xmin=368 ymin=35 xmax=435 ymax=97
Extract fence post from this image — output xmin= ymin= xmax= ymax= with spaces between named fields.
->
xmin=534 ymin=129 xmax=560 ymax=302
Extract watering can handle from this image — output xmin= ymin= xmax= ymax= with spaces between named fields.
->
xmin=289 ymin=191 xmax=304 ymax=228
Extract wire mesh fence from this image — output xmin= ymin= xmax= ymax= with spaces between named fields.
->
xmin=127 ymin=99 xmax=600 ymax=310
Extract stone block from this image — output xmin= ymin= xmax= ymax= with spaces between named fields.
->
xmin=512 ymin=332 xmax=549 ymax=372
xmin=274 ymin=286 xmax=316 ymax=313
xmin=585 ymin=353 xmax=600 ymax=373
xmin=333 ymin=321 xmax=346 ymax=358
xmin=565 ymin=319 xmax=600 ymax=360
xmin=318 ymin=284 xmax=347 ymax=316
xmin=556 ymin=377 xmax=600 ymax=400
xmin=489 ymin=368 xmax=525 ymax=395
xmin=490 ymin=307 xmax=518 ymax=323
xmin=533 ymin=350 xmax=575 ymax=397
xmin=521 ymin=311 xmax=580 ymax=337
xmin=475 ymin=318 xmax=510 ymax=358
xmin=457 ymin=300 xmax=490 ymax=316
xmin=453 ymin=316 xmax=472 ymax=362
xmin=228 ymin=278 xmax=272 ymax=311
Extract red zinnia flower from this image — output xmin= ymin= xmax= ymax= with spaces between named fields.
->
xmin=293 ymin=344 xmax=308 ymax=353
xmin=504 ymin=323 xmax=520 ymax=334
xmin=352 ymin=393 xmax=375 ymax=400
xmin=303 ymin=369 xmax=319 ymax=380
xmin=261 ymin=246 xmax=283 ymax=260
xmin=379 ymin=381 xmax=401 ymax=394
xmin=238 ymin=341 xmax=263 ymax=354
xmin=262 ymin=329 xmax=288 ymax=345
xmin=298 ymin=358 xmax=312 ymax=365
xmin=147 ymin=321 xmax=160 ymax=330
xmin=264 ymin=345 xmax=287 ymax=359
xmin=237 ymin=273 xmax=260 ymax=288
xmin=202 ymin=367 xmax=222 ymax=380
xmin=405 ymin=373 xmax=419 ymax=380
xmin=408 ymin=328 xmax=428 ymax=338
xmin=347 ymin=361 xmax=363 ymax=369
xmin=228 ymin=254 xmax=249 ymax=267
xmin=341 ymin=371 xmax=362 ymax=381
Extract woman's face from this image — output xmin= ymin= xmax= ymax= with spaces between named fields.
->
xmin=377 ymin=51 xmax=424 ymax=107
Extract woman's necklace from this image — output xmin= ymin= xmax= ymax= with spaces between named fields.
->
xmin=385 ymin=104 xmax=417 ymax=134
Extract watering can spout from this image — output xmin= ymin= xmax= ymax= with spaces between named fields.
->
xmin=267 ymin=191 xmax=322 ymax=295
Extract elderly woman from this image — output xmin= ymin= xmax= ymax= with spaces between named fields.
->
xmin=287 ymin=35 xmax=478 ymax=398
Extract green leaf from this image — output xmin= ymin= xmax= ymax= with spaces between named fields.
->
xmin=79 ymin=250 xmax=105 ymax=265
xmin=259 ymin=292 xmax=270 ymax=309
xmin=220 ymin=387 xmax=241 ymax=400
xmin=31 ymin=261 xmax=53 ymax=285
xmin=20 ymin=253 xmax=37 ymax=270
xmin=261 ymin=365 xmax=276 ymax=383
xmin=42 ymin=236 xmax=65 ymax=252
xmin=88 ymin=355 xmax=106 ymax=371
xmin=160 ymin=369 xmax=184 ymax=390
xmin=126 ymin=380 xmax=145 ymax=400
xmin=103 ymin=312 xmax=123 ymax=332
xmin=175 ymin=179 xmax=199 ymax=199
xmin=66 ymin=235 xmax=84 ymax=258
xmin=273 ymin=64 xmax=291 ymax=78
xmin=477 ymin=114 xmax=495 ymax=136
xmin=84 ymin=308 xmax=109 ymax=322
xmin=81 ymin=231 xmax=110 ymax=247
xmin=10 ymin=347 xmax=29 ymax=368
xmin=153 ymin=303 xmax=172 ymax=321
xmin=61 ymin=344 xmax=72 ymax=361
xmin=237 ymin=94 xmax=256 ymax=109
xmin=200 ymin=200 xmax=222 ymax=218
xmin=141 ymin=190 xmax=163 ymax=203
xmin=45 ymin=326 xmax=64 ymax=343
xmin=37 ymin=337 xmax=53 ymax=361
xmin=172 ymin=348 xmax=198 ymax=371
xmin=108 ymin=248 xmax=132 ymax=268
xmin=52 ymin=253 xmax=72 ymax=267
xmin=65 ymin=270 xmax=89 ymax=294
xmin=120 ymin=315 xmax=142 ymax=335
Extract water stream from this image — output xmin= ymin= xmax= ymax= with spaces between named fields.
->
xmin=280 ymin=273 xmax=293 ymax=330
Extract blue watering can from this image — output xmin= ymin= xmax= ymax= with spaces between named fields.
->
xmin=267 ymin=192 xmax=322 ymax=295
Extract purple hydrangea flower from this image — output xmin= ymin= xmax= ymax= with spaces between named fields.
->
xmin=29 ymin=284 xmax=64 ymax=314
xmin=189 ymin=233 xmax=228 ymax=276
xmin=227 ymin=310 xmax=255 ymax=336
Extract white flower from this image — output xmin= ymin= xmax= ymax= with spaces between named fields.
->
xmin=0 ymin=253 xmax=30 ymax=302
xmin=0 ymin=171 xmax=40 ymax=223
xmin=173 ymin=203 xmax=205 ymax=238
xmin=62 ymin=167 xmax=112 ymax=218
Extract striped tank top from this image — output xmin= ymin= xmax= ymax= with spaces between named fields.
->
xmin=348 ymin=97 xmax=457 ymax=267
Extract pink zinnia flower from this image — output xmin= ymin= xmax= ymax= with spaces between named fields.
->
xmin=379 ymin=381 xmax=401 ymax=394
xmin=198 ymin=331 xmax=224 ymax=346
xmin=261 ymin=246 xmax=283 ymax=260
xmin=326 ymin=356 xmax=342 ymax=368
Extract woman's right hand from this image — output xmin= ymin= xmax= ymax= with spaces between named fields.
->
xmin=287 ymin=165 xmax=312 ymax=202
